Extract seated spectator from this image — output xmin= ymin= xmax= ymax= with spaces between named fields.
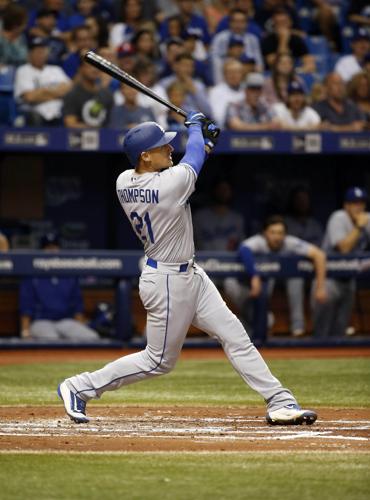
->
xmin=27 ymin=9 xmax=67 ymax=65
xmin=109 ymin=0 xmax=151 ymax=48
xmin=272 ymin=81 xmax=321 ymax=129
xmin=0 ymin=230 xmax=9 ymax=251
xmin=202 ymin=0 xmax=231 ymax=34
xmin=159 ymin=0 xmax=211 ymax=46
xmin=14 ymin=37 xmax=72 ymax=126
xmin=63 ymin=58 xmax=113 ymax=128
xmin=313 ymin=72 xmax=366 ymax=131
xmin=26 ymin=0 xmax=70 ymax=36
xmin=68 ymin=0 xmax=97 ymax=30
xmin=162 ymin=15 xmax=184 ymax=40
xmin=261 ymin=8 xmax=315 ymax=73
xmin=209 ymin=58 xmax=245 ymax=127
xmin=62 ymin=25 xmax=95 ymax=79
xmin=211 ymin=9 xmax=263 ymax=83
xmin=264 ymin=52 xmax=304 ymax=105
xmin=96 ymin=46 xmax=120 ymax=90
xmin=19 ymin=232 xmax=100 ymax=342
xmin=165 ymin=81 xmax=188 ymax=130
xmin=347 ymin=0 xmax=370 ymax=31
xmin=255 ymin=0 xmax=300 ymax=32
xmin=85 ymin=14 xmax=109 ymax=48
xmin=316 ymin=187 xmax=370 ymax=337
xmin=226 ymin=72 xmax=279 ymax=131
xmin=235 ymin=215 xmax=327 ymax=339
xmin=239 ymin=54 xmax=257 ymax=79
xmin=116 ymin=42 xmax=137 ymax=78
xmin=214 ymin=0 xmax=263 ymax=39
xmin=109 ymin=82 xmax=155 ymax=129
xmin=310 ymin=0 xmax=342 ymax=52
xmin=310 ymin=81 xmax=326 ymax=104
xmin=194 ymin=179 xmax=245 ymax=251
xmin=334 ymin=28 xmax=370 ymax=83
xmin=0 ymin=3 xmax=28 ymax=66
xmin=182 ymin=27 xmax=213 ymax=85
xmin=347 ymin=72 xmax=370 ymax=129
xmin=158 ymin=52 xmax=213 ymax=117
xmin=158 ymin=37 xmax=185 ymax=79
xmin=131 ymin=29 xmax=160 ymax=65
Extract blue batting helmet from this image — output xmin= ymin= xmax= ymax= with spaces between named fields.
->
xmin=123 ymin=122 xmax=177 ymax=166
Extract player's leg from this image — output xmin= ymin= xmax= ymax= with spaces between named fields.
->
xmin=311 ymin=278 xmax=339 ymax=337
xmin=331 ymin=280 xmax=356 ymax=336
xmin=57 ymin=319 xmax=100 ymax=342
xmin=30 ymin=320 xmax=60 ymax=340
xmin=191 ymin=265 xmax=297 ymax=410
xmin=60 ymin=270 xmax=196 ymax=406
xmin=286 ymin=278 xmax=305 ymax=335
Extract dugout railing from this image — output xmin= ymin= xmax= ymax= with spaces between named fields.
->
xmin=0 ymin=251 xmax=370 ymax=349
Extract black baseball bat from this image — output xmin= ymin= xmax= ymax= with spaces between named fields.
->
xmin=84 ymin=50 xmax=187 ymax=118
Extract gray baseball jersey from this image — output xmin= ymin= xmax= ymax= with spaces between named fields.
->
xmin=322 ymin=209 xmax=370 ymax=253
xmin=116 ymin=163 xmax=196 ymax=262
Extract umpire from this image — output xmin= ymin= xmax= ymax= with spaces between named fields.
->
xmin=314 ymin=187 xmax=370 ymax=337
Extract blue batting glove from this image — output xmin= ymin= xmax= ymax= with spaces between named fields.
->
xmin=184 ymin=111 xmax=206 ymax=128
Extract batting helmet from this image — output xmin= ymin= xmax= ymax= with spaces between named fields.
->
xmin=123 ymin=122 xmax=177 ymax=166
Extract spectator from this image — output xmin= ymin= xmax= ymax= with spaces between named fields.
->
xmin=27 ymin=9 xmax=67 ymax=65
xmin=272 ymin=81 xmax=321 ymax=129
xmin=62 ymin=25 xmax=95 ymax=79
xmin=158 ymin=52 xmax=213 ymax=117
xmin=68 ymin=0 xmax=96 ymax=30
xmin=158 ymin=37 xmax=185 ymax=79
xmin=116 ymin=41 xmax=137 ymax=77
xmin=239 ymin=54 xmax=257 ymax=79
xmin=0 ymin=230 xmax=9 ymax=251
xmin=0 ymin=4 xmax=28 ymax=66
xmin=109 ymin=0 xmax=151 ymax=48
xmin=226 ymin=72 xmax=279 ymax=131
xmin=255 ymin=0 xmax=300 ymax=32
xmin=161 ymin=14 xmax=184 ymax=40
xmin=211 ymin=9 xmax=263 ymax=83
xmin=202 ymin=0 xmax=232 ymax=34
xmin=310 ymin=80 xmax=326 ymax=104
xmin=165 ymin=81 xmax=188 ymax=130
xmin=209 ymin=58 xmax=245 ymax=127
xmin=237 ymin=215 xmax=327 ymax=338
xmin=316 ymin=187 xmax=370 ymax=337
xmin=347 ymin=71 xmax=370 ymax=129
xmin=19 ymin=232 xmax=100 ymax=342
xmin=214 ymin=0 xmax=263 ymax=39
xmin=263 ymin=52 xmax=304 ymax=105
xmin=14 ymin=37 xmax=71 ymax=126
xmin=261 ymin=8 xmax=315 ymax=73
xmin=159 ymin=0 xmax=211 ymax=46
xmin=194 ymin=180 xmax=245 ymax=251
xmin=347 ymin=0 xmax=370 ymax=31
xmin=310 ymin=0 xmax=342 ymax=52
xmin=334 ymin=28 xmax=370 ymax=83
xmin=63 ymin=58 xmax=113 ymax=128
xmin=131 ymin=29 xmax=161 ymax=67
xmin=313 ymin=72 xmax=366 ymax=131
xmin=26 ymin=0 xmax=70 ymax=36
xmin=109 ymin=82 xmax=155 ymax=129
xmin=85 ymin=14 xmax=109 ymax=48
xmin=182 ymin=27 xmax=213 ymax=85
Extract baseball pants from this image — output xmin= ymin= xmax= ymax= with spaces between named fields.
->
xmin=66 ymin=262 xmax=297 ymax=411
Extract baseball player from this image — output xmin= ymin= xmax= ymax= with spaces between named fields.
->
xmin=58 ymin=112 xmax=317 ymax=426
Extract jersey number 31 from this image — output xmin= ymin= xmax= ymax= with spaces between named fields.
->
xmin=130 ymin=211 xmax=155 ymax=244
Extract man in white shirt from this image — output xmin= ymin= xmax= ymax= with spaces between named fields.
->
xmin=14 ymin=37 xmax=71 ymax=125
xmin=209 ymin=59 xmax=245 ymax=128
xmin=272 ymin=81 xmax=321 ymax=129
xmin=335 ymin=28 xmax=370 ymax=82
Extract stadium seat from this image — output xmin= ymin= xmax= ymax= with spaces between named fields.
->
xmin=0 ymin=66 xmax=16 ymax=126
xmin=306 ymin=36 xmax=331 ymax=77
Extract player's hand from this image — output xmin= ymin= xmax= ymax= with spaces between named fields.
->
xmin=202 ymin=118 xmax=220 ymax=153
xmin=354 ymin=212 xmax=369 ymax=229
xmin=314 ymin=284 xmax=328 ymax=304
xmin=184 ymin=111 xmax=206 ymax=128
xmin=249 ymin=275 xmax=262 ymax=298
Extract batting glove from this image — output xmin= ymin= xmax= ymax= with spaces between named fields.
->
xmin=184 ymin=111 xmax=206 ymax=128
xmin=202 ymin=119 xmax=220 ymax=152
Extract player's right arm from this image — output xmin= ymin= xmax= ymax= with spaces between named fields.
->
xmin=181 ymin=111 xmax=207 ymax=176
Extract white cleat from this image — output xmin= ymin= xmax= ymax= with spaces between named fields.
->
xmin=266 ymin=404 xmax=317 ymax=425
xmin=57 ymin=381 xmax=89 ymax=424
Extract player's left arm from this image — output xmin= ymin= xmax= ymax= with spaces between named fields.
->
xmin=307 ymin=244 xmax=327 ymax=303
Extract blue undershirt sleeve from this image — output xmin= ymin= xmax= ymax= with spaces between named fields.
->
xmin=239 ymin=245 xmax=258 ymax=277
xmin=179 ymin=124 xmax=206 ymax=176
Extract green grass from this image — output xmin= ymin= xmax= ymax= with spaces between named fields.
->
xmin=0 ymin=357 xmax=369 ymax=407
xmin=0 ymin=452 xmax=369 ymax=500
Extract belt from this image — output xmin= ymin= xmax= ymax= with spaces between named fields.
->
xmin=146 ymin=257 xmax=192 ymax=273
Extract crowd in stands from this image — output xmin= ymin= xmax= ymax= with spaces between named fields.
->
xmin=0 ymin=0 xmax=369 ymax=130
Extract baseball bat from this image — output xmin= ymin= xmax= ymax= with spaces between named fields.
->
xmin=84 ymin=50 xmax=187 ymax=118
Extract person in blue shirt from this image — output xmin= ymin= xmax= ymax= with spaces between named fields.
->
xmin=19 ymin=232 xmax=99 ymax=342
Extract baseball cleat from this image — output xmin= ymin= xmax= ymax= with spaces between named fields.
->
xmin=266 ymin=404 xmax=317 ymax=426
xmin=57 ymin=381 xmax=89 ymax=424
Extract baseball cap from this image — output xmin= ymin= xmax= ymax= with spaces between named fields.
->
xmin=117 ymin=42 xmax=135 ymax=58
xmin=239 ymin=54 xmax=256 ymax=65
xmin=40 ymin=231 xmax=60 ymax=249
xmin=352 ymin=27 xmax=370 ymax=42
xmin=344 ymin=187 xmax=368 ymax=202
xmin=36 ymin=8 xmax=58 ymax=19
xmin=123 ymin=122 xmax=177 ymax=166
xmin=228 ymin=34 xmax=244 ymax=47
xmin=183 ymin=27 xmax=202 ymax=40
xmin=288 ymin=80 xmax=306 ymax=94
xmin=243 ymin=72 xmax=264 ymax=89
xmin=28 ymin=36 xmax=48 ymax=50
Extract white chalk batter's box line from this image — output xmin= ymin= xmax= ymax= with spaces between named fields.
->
xmin=0 ymin=418 xmax=369 ymax=442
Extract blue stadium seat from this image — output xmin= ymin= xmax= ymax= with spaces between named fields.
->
xmin=0 ymin=65 xmax=17 ymax=125
xmin=306 ymin=36 xmax=331 ymax=77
